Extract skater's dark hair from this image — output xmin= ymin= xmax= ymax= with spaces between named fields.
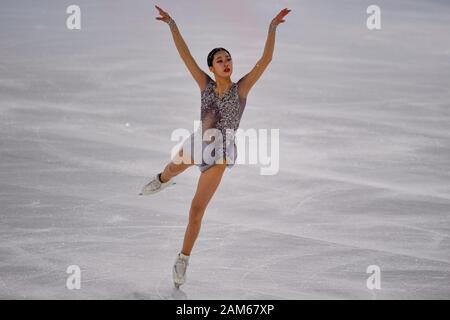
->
xmin=207 ymin=47 xmax=231 ymax=67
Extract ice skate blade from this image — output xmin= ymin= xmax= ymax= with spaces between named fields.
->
xmin=139 ymin=182 xmax=176 ymax=196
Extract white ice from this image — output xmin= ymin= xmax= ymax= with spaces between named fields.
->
xmin=0 ymin=0 xmax=449 ymax=299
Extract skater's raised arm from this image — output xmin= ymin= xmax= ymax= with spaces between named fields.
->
xmin=155 ymin=5 xmax=208 ymax=91
xmin=238 ymin=8 xmax=291 ymax=99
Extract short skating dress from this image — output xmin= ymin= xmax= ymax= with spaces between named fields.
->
xmin=182 ymin=75 xmax=247 ymax=172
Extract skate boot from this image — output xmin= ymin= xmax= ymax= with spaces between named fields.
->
xmin=173 ymin=252 xmax=189 ymax=288
xmin=139 ymin=172 xmax=175 ymax=195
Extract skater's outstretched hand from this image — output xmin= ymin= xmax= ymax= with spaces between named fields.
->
xmin=271 ymin=8 xmax=291 ymax=27
xmin=155 ymin=5 xmax=173 ymax=24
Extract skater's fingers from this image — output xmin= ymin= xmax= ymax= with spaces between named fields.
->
xmin=156 ymin=12 xmax=169 ymax=20
xmin=275 ymin=8 xmax=291 ymax=19
xmin=156 ymin=16 xmax=170 ymax=23
xmin=155 ymin=5 xmax=168 ymax=16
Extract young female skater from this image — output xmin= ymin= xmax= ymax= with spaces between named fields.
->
xmin=140 ymin=5 xmax=291 ymax=288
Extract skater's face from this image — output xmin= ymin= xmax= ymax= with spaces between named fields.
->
xmin=210 ymin=51 xmax=233 ymax=77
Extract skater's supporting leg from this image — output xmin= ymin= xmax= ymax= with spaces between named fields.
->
xmin=160 ymin=148 xmax=194 ymax=182
xmin=181 ymin=161 xmax=227 ymax=256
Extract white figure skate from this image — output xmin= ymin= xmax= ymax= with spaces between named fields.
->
xmin=173 ymin=252 xmax=189 ymax=289
xmin=139 ymin=173 xmax=175 ymax=195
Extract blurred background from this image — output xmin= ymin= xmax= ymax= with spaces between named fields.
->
xmin=0 ymin=0 xmax=449 ymax=299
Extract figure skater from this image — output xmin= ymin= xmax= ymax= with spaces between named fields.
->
xmin=140 ymin=4 xmax=291 ymax=289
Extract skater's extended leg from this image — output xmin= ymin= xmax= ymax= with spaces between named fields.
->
xmin=140 ymin=148 xmax=194 ymax=195
xmin=181 ymin=161 xmax=227 ymax=256
xmin=160 ymin=148 xmax=194 ymax=182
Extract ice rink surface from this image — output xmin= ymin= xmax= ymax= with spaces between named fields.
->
xmin=1 ymin=0 xmax=449 ymax=299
